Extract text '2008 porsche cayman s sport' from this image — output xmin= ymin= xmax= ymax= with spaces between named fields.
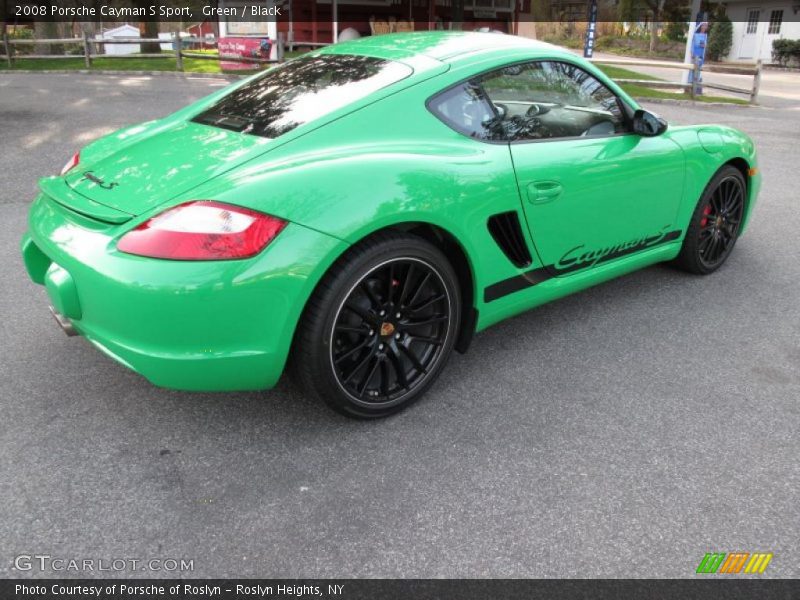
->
xmin=22 ymin=32 xmax=760 ymax=418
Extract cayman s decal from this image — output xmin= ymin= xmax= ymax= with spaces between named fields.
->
xmin=484 ymin=227 xmax=682 ymax=303
xmin=554 ymin=226 xmax=682 ymax=274
xmin=81 ymin=171 xmax=118 ymax=190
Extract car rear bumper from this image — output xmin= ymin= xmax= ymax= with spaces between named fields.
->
xmin=21 ymin=193 xmax=347 ymax=391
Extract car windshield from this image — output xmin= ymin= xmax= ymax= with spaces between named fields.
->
xmin=192 ymin=54 xmax=412 ymax=138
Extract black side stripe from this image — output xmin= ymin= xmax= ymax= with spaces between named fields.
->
xmin=484 ymin=229 xmax=682 ymax=303
xmin=484 ymin=268 xmax=552 ymax=303
xmin=550 ymin=229 xmax=682 ymax=277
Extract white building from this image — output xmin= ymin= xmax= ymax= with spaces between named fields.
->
xmin=724 ymin=1 xmax=800 ymax=63
xmin=158 ymin=32 xmax=187 ymax=51
xmin=95 ymin=24 xmax=141 ymax=55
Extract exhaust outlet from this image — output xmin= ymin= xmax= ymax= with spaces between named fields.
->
xmin=49 ymin=305 xmax=78 ymax=337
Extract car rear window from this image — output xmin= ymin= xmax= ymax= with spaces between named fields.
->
xmin=192 ymin=54 xmax=412 ymax=138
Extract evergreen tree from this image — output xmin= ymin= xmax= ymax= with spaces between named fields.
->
xmin=707 ymin=15 xmax=733 ymax=61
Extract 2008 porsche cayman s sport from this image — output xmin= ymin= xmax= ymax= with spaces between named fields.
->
xmin=22 ymin=32 xmax=760 ymax=418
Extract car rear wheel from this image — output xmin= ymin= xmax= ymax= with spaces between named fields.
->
xmin=291 ymin=232 xmax=461 ymax=418
xmin=675 ymin=165 xmax=746 ymax=275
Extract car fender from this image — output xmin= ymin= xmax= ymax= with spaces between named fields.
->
xmin=178 ymin=136 xmax=537 ymax=320
xmin=662 ymin=124 xmax=759 ymax=235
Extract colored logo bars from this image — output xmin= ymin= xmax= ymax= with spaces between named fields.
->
xmin=696 ymin=552 xmax=773 ymax=574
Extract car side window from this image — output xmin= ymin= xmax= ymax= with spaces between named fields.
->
xmin=427 ymin=81 xmax=501 ymax=141
xmin=477 ymin=60 xmax=627 ymax=142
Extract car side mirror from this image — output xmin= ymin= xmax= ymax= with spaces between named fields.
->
xmin=632 ymin=109 xmax=668 ymax=137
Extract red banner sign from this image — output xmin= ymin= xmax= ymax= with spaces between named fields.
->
xmin=218 ymin=37 xmax=271 ymax=71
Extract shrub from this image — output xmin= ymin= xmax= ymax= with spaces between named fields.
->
xmin=663 ymin=2 xmax=690 ymax=42
xmin=8 ymin=27 xmax=34 ymax=40
xmin=772 ymin=39 xmax=800 ymax=66
xmin=7 ymin=26 xmax=35 ymax=56
xmin=706 ymin=16 xmax=733 ymax=62
xmin=592 ymin=34 xmax=685 ymax=60
xmin=664 ymin=22 xmax=688 ymax=43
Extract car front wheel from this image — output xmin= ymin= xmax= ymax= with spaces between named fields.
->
xmin=675 ymin=165 xmax=747 ymax=275
xmin=291 ymin=232 xmax=461 ymax=418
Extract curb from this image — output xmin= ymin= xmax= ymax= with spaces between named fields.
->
xmin=632 ymin=96 xmax=754 ymax=108
xmin=0 ymin=69 xmax=244 ymax=79
xmin=763 ymin=65 xmax=800 ymax=72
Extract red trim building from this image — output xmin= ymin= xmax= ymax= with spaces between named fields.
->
xmin=215 ymin=0 xmax=530 ymax=48
xmin=280 ymin=0 xmax=528 ymax=45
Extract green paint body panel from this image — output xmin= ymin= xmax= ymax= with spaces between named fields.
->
xmin=21 ymin=32 xmax=760 ymax=391
xmin=24 ymin=193 xmax=347 ymax=390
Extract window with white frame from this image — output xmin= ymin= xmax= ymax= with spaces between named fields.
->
xmin=746 ymin=10 xmax=759 ymax=35
xmin=768 ymin=10 xmax=783 ymax=35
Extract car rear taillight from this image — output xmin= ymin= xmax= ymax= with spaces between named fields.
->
xmin=117 ymin=201 xmax=287 ymax=260
xmin=60 ymin=152 xmax=80 ymax=176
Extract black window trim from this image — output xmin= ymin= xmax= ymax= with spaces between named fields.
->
xmin=425 ymin=57 xmax=637 ymax=146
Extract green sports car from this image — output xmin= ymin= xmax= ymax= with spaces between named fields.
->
xmin=21 ymin=32 xmax=760 ymax=418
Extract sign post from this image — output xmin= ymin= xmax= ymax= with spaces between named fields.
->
xmin=583 ymin=0 xmax=598 ymax=58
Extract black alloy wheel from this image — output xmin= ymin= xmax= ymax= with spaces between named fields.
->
xmin=675 ymin=165 xmax=747 ymax=275
xmin=697 ymin=174 xmax=745 ymax=269
xmin=330 ymin=257 xmax=451 ymax=406
xmin=291 ymin=232 xmax=461 ymax=418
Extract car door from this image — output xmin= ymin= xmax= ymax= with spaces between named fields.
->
xmin=477 ymin=60 xmax=685 ymax=275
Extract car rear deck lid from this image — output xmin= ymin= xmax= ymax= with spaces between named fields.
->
xmin=62 ymin=121 xmax=268 ymax=217
xmin=39 ymin=177 xmax=133 ymax=224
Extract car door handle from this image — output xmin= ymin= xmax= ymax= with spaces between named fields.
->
xmin=527 ymin=181 xmax=563 ymax=205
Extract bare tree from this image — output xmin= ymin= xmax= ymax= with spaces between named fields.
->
xmin=136 ymin=1 xmax=161 ymax=53
xmin=642 ymin=0 xmax=667 ymax=53
xmin=451 ymin=0 xmax=464 ymax=30
xmin=140 ymin=21 xmax=161 ymax=53
xmin=618 ymin=0 xmax=674 ymax=54
xmin=34 ymin=21 xmax=64 ymax=55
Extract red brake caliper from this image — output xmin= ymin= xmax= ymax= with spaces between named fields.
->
xmin=700 ymin=205 xmax=712 ymax=228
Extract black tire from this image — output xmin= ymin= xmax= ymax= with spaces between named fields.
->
xmin=674 ymin=165 xmax=746 ymax=275
xmin=291 ymin=232 xmax=461 ymax=419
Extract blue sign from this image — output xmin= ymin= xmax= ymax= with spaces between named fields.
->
xmin=583 ymin=0 xmax=598 ymax=58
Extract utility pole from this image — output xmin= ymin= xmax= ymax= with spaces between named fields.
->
xmin=682 ymin=0 xmax=702 ymax=84
xmin=332 ymin=0 xmax=338 ymax=43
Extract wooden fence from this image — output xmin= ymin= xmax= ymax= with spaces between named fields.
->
xmin=590 ymin=56 xmax=762 ymax=103
xmin=1 ymin=32 xmax=285 ymax=70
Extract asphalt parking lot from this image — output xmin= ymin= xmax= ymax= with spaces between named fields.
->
xmin=1 ymin=73 xmax=799 ymax=578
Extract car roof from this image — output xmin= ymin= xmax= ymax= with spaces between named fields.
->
xmin=319 ymin=31 xmax=572 ymax=66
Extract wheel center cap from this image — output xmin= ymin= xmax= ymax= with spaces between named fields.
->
xmin=716 ymin=216 xmax=723 ymax=227
xmin=380 ymin=322 xmax=395 ymax=337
